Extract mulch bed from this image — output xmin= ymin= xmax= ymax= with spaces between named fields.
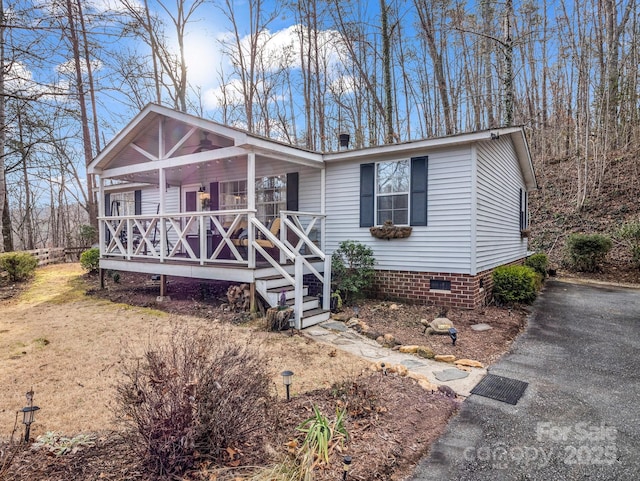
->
xmin=1 ymin=373 xmax=458 ymax=481
xmin=342 ymin=301 xmax=529 ymax=365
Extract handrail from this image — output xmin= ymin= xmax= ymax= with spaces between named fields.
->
xmin=99 ymin=209 xmax=333 ymax=321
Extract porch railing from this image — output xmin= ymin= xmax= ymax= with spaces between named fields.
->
xmin=97 ymin=209 xmax=331 ymax=324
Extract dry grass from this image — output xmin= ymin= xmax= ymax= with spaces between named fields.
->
xmin=0 ymin=264 xmax=370 ymax=439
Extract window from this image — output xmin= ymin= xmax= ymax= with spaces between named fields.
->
xmin=376 ymin=160 xmax=409 ymax=225
xmin=360 ymin=157 xmax=428 ymax=228
xmin=430 ymin=279 xmax=451 ymax=291
xmin=256 ymin=175 xmax=287 ymax=225
xmin=219 ymin=175 xmax=287 ymax=225
xmin=108 ymin=192 xmax=136 ymax=216
xmin=220 ymin=180 xmax=248 ymax=210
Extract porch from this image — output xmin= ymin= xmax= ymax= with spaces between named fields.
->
xmin=89 ymin=105 xmax=333 ymax=328
xmin=98 ymin=209 xmax=332 ymax=328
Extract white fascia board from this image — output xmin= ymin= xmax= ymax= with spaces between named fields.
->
xmin=322 ymin=130 xmax=500 ymax=163
xmin=88 ymin=105 xmax=159 ymax=174
xmin=98 ymin=146 xmax=247 ymax=179
xmin=103 ymin=182 xmax=156 ymax=193
xmin=240 ymin=136 xmax=323 ymax=167
xmin=510 ymin=130 xmax=538 ymax=191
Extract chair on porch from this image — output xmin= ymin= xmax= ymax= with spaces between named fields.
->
xmin=231 ymin=218 xmax=282 ymax=259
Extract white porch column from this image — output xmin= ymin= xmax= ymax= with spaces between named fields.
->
xmin=320 ymin=167 xmax=326 ymax=252
xmin=159 ymin=167 xmax=166 ymax=262
xmin=98 ymin=176 xmax=104 ymax=257
xmin=247 ymin=152 xmax=256 ymax=268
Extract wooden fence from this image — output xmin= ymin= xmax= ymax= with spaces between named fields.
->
xmin=21 ymin=247 xmax=90 ymax=265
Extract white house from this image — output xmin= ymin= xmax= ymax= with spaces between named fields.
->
xmin=88 ymin=104 xmax=536 ymax=328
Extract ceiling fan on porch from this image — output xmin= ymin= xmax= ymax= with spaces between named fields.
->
xmin=193 ymin=132 xmax=214 ymax=153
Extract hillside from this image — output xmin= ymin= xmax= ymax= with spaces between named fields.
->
xmin=528 ymin=146 xmax=640 ymax=285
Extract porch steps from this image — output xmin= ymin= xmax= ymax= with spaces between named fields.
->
xmin=255 ymin=274 xmax=330 ymax=328
xmin=300 ymin=308 xmax=331 ymax=329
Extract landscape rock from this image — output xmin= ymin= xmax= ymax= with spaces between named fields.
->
xmin=395 ymin=364 xmax=408 ymax=377
xmin=437 ymin=385 xmax=458 ymax=398
xmin=390 ymin=303 xmax=400 ymax=310
xmin=363 ymin=330 xmax=382 ymax=341
xmin=434 ymin=354 xmax=456 ymax=363
xmin=331 ymin=312 xmax=350 ymax=322
xmin=399 ymin=345 xmax=420 ymax=354
xmin=471 ymin=323 xmax=493 ymax=332
xmin=383 ymin=333 xmax=396 ymax=345
xmin=418 ymin=379 xmax=438 ymax=392
xmin=346 ymin=318 xmax=360 ymax=328
xmin=376 ymin=336 xmax=385 ymax=345
xmin=416 ymin=347 xmax=435 ymax=359
xmin=454 ymin=359 xmax=484 ymax=368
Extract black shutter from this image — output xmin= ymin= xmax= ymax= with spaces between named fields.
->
xmin=360 ymin=163 xmax=375 ymax=227
xmin=519 ymin=188 xmax=524 ymax=230
xmin=286 ymin=172 xmax=299 ymax=211
xmin=524 ymin=191 xmax=528 ymax=229
xmin=410 ymin=156 xmax=428 ymax=226
xmin=104 ymin=193 xmax=111 ymax=244
xmin=186 ymin=191 xmax=197 ymax=212
xmin=134 ymin=190 xmax=142 ymax=215
xmin=209 ymin=182 xmax=219 ymax=210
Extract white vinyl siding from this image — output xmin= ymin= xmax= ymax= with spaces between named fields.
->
xmin=475 ymin=137 xmax=528 ymax=272
xmin=325 ymin=146 xmax=473 ymax=274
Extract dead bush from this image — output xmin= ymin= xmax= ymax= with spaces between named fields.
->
xmin=115 ymin=324 xmax=275 ymax=478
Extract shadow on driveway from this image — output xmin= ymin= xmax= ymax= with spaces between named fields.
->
xmin=409 ymin=279 xmax=640 ymax=481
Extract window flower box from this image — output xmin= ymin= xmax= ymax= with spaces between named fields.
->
xmin=369 ymin=220 xmax=412 ymax=240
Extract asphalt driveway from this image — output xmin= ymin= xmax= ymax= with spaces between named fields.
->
xmin=409 ymin=279 xmax=640 ymax=480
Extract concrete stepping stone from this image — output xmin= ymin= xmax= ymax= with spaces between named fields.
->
xmin=322 ymin=321 xmax=348 ymax=332
xmin=401 ymin=359 xmax=427 ymax=369
xmin=471 ymin=323 xmax=493 ymax=331
xmin=434 ymin=368 xmax=470 ymax=382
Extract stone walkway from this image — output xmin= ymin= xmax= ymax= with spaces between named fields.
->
xmin=306 ymin=320 xmax=487 ymax=397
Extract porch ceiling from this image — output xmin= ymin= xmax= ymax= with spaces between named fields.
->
xmin=90 ymin=104 xmax=325 ymax=178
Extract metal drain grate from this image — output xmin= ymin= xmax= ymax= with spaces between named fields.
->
xmin=471 ymin=374 xmax=529 ymax=405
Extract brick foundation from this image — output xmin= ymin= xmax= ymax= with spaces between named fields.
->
xmin=369 ymin=259 xmax=525 ymax=309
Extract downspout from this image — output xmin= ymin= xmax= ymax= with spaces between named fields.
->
xmin=470 ymin=145 xmax=478 ymax=277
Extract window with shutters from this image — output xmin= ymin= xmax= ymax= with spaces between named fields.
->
xmin=360 ymin=157 xmax=427 ymax=228
xmin=376 ymin=160 xmax=410 ymax=225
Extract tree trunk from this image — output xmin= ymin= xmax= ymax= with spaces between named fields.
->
xmin=64 ymin=0 xmax=97 ymax=229
xmin=380 ymin=0 xmax=394 ymax=143
xmin=0 ymin=0 xmax=6 ymax=252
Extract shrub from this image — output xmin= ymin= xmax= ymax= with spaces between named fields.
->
xmin=492 ymin=265 xmax=538 ymax=305
xmin=79 ymin=247 xmax=100 ymax=273
xmin=565 ymin=233 xmax=612 ymax=272
xmin=331 ymin=240 xmax=376 ymax=305
xmin=616 ymin=221 xmax=640 ymax=268
xmin=0 ymin=252 xmax=38 ymax=282
xmin=78 ymin=224 xmax=97 ymax=246
xmin=524 ymin=252 xmax=549 ymax=279
xmin=115 ymin=324 xmax=275 ymax=478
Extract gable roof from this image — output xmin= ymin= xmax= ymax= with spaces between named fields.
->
xmin=323 ymin=126 xmax=537 ymax=191
xmin=88 ymin=103 xmax=322 ymax=174
xmin=89 ymin=104 xmax=536 ymax=191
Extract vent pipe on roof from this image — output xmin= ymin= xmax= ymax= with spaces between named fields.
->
xmin=339 ymin=133 xmax=350 ymax=149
